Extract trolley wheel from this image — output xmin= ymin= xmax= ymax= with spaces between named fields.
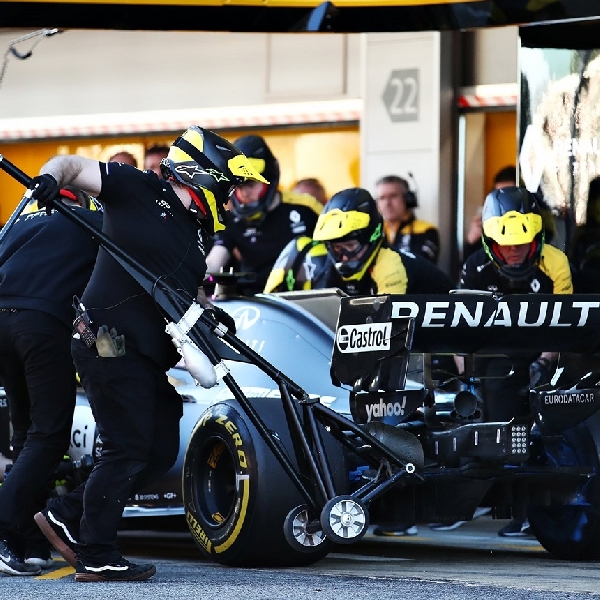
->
xmin=320 ymin=495 xmax=369 ymax=544
xmin=283 ymin=504 xmax=329 ymax=553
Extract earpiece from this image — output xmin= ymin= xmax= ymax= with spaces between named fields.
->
xmin=405 ymin=172 xmax=418 ymax=209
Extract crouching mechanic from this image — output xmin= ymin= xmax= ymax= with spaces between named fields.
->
xmin=28 ymin=126 xmax=266 ymax=582
xmin=0 ymin=187 xmax=102 ymax=576
xmin=460 ymin=185 xmax=572 ymax=536
xmin=265 ymin=187 xmax=453 ymax=295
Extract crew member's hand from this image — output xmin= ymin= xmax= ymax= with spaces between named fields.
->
xmin=206 ymin=305 xmax=236 ymax=335
xmin=466 ymin=212 xmax=483 ymax=244
xmin=529 ymin=356 xmax=554 ymax=389
xmin=29 ymin=174 xmax=60 ymax=214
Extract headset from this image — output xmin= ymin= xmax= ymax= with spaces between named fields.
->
xmin=376 ymin=173 xmax=419 ymax=208
xmin=404 ymin=172 xmax=419 ymax=209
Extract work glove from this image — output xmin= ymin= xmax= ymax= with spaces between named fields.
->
xmin=205 ymin=305 xmax=236 ymax=335
xmin=95 ymin=325 xmax=126 ymax=358
xmin=529 ymin=357 xmax=554 ymax=389
xmin=29 ymin=174 xmax=60 ymax=214
xmin=205 ymin=304 xmax=236 ymax=335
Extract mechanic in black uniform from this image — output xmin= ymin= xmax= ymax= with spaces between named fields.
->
xmin=28 ymin=126 xmax=266 ymax=582
xmin=206 ymin=135 xmax=322 ymax=295
xmin=265 ymin=187 xmax=453 ymax=295
xmin=460 ymin=185 xmax=572 ymax=536
xmin=0 ymin=187 xmax=102 ymax=576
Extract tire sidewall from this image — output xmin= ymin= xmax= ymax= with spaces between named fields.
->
xmin=184 ymin=401 xmax=257 ymax=558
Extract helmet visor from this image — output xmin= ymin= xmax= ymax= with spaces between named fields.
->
xmin=483 ymin=211 xmax=542 ymax=246
xmin=325 ymin=239 xmax=365 ymax=263
xmin=229 ymin=154 xmax=269 ymax=185
xmin=313 ymin=208 xmax=370 ymax=242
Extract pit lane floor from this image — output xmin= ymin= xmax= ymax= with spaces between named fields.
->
xmin=1 ymin=516 xmax=598 ymax=599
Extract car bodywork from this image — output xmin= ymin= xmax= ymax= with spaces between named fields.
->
xmin=67 ymin=288 xmax=600 ymax=562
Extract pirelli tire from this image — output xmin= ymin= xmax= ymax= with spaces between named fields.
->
xmin=183 ymin=399 xmax=342 ymax=567
xmin=527 ymin=420 xmax=600 ymax=560
xmin=527 ymin=501 xmax=600 ymax=560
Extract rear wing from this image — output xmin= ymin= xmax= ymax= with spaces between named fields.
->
xmin=331 ymin=292 xmax=600 ymax=391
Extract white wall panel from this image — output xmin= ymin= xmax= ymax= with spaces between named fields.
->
xmin=473 ymin=27 xmax=518 ymax=85
xmin=0 ymin=30 xmax=360 ymax=120
xmin=267 ymin=34 xmax=347 ymax=99
xmin=362 ymin=33 xmax=439 ymax=156
xmin=361 ymin=31 xmax=456 ymax=274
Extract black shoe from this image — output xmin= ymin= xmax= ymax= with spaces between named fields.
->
xmin=25 ymin=555 xmax=54 ymax=569
xmin=429 ymin=520 xmax=466 ymax=531
xmin=373 ymin=524 xmax=418 ymax=536
xmin=498 ymin=518 xmax=531 ymax=537
xmin=34 ymin=508 xmax=78 ymax=567
xmin=25 ymin=540 xmax=54 ymax=569
xmin=75 ymin=558 xmax=156 ymax=582
xmin=0 ymin=540 xmax=41 ymax=576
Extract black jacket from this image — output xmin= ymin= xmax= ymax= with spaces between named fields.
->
xmin=0 ymin=207 xmax=102 ymax=328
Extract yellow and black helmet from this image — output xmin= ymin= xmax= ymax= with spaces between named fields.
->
xmin=230 ymin=135 xmax=280 ymax=222
xmin=313 ymin=188 xmax=383 ymax=281
xmin=160 ymin=126 xmax=268 ymax=235
xmin=481 ymin=186 xmax=544 ymax=280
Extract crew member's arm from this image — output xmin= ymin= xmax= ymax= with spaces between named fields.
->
xmin=529 ymin=247 xmax=573 ymax=385
xmin=206 ymin=244 xmax=232 ymax=275
xmin=529 ymin=351 xmax=559 ymax=388
xmin=455 ymin=255 xmax=480 ymax=375
xmin=552 ymin=256 xmax=574 ymax=294
xmin=38 ymin=155 xmax=102 ymax=197
xmin=539 ymin=245 xmax=573 ymax=294
xmin=370 ymin=247 xmax=408 ymax=294
xmin=459 ymin=257 xmax=477 ymax=290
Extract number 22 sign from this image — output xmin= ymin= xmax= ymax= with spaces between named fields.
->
xmin=382 ymin=68 xmax=420 ymax=123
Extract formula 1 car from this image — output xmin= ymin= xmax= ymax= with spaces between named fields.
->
xmin=66 ymin=286 xmax=600 ymax=567
xmin=3 ymin=157 xmax=600 ymax=568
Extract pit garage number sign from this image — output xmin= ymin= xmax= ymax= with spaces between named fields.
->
xmin=382 ymin=68 xmax=420 ymax=123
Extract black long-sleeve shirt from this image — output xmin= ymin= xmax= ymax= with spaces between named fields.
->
xmin=0 ymin=206 xmax=102 ymax=327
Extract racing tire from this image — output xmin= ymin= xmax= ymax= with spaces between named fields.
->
xmin=183 ymin=399 xmax=340 ymax=567
xmin=528 ymin=504 xmax=600 ymax=560
xmin=528 ymin=420 xmax=600 ymax=560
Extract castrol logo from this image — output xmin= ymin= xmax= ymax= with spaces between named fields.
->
xmin=336 ymin=323 xmax=391 ymax=353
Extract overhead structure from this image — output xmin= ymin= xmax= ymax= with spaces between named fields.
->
xmin=1 ymin=0 xmax=599 ymax=35
xmin=0 ymin=99 xmax=362 ymax=141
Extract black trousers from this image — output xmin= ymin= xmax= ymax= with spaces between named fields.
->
xmin=478 ymin=355 xmax=534 ymax=422
xmin=0 ymin=310 xmax=76 ymax=553
xmin=67 ymin=338 xmax=182 ymax=563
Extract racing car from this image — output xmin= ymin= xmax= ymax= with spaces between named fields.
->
xmin=64 ymin=286 xmax=600 ymax=568
xmin=3 ymin=126 xmax=600 ymax=571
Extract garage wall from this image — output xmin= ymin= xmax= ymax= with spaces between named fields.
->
xmin=0 ymin=30 xmax=362 ymax=118
xmin=0 ymin=27 xmax=520 ymax=274
xmin=473 ymin=27 xmax=518 ymax=86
